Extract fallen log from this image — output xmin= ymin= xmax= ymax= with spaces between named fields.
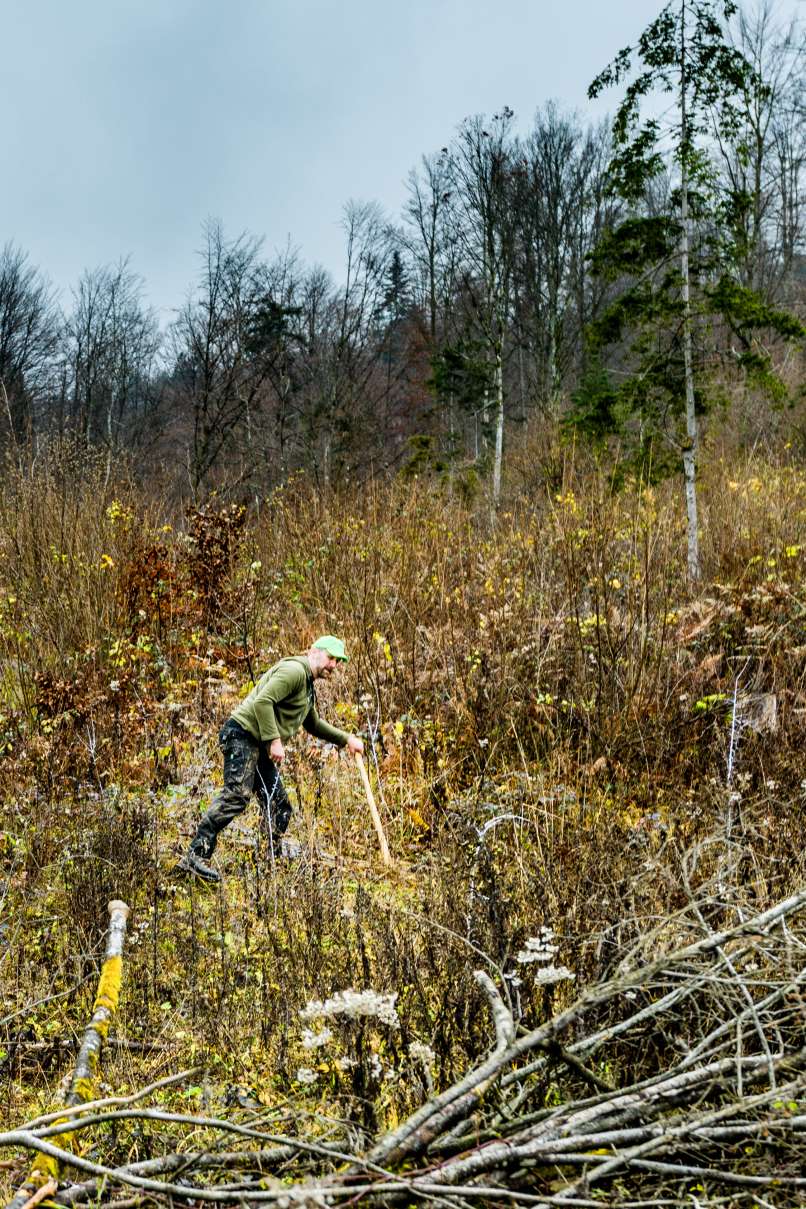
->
xmin=3 ymin=889 xmax=805 ymax=1205
xmin=4 ymin=901 xmax=130 ymax=1209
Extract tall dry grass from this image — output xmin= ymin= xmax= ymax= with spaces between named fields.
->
xmin=1 ymin=439 xmax=805 ymax=1144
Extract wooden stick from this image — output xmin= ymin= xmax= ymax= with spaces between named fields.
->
xmin=353 ymin=753 xmax=392 ymax=865
xmin=14 ymin=1180 xmax=56 ymax=1209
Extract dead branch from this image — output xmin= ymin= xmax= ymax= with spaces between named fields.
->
xmin=4 ymin=901 xmax=130 ymax=1209
xmin=2 ymin=889 xmax=804 ymax=1206
xmin=23 ymin=1069 xmax=202 ymax=1130
xmin=13 ymin=1181 xmax=56 ymax=1209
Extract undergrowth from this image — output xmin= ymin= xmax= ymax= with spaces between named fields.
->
xmin=1 ymin=439 xmax=805 ymax=1175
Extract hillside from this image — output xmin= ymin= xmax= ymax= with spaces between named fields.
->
xmin=1 ymin=443 xmax=805 ymax=1204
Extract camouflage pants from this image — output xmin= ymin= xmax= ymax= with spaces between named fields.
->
xmin=189 ymin=720 xmax=292 ymax=858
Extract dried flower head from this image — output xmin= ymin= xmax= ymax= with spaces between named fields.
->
xmin=369 ymin=1053 xmax=384 ymax=1079
xmin=301 ymin=1026 xmax=333 ymax=1050
xmin=300 ymin=988 xmax=399 ymax=1028
xmin=409 ymin=1041 xmax=436 ymax=1067
xmin=516 ymin=925 xmax=574 ymax=985
xmin=533 ymin=964 xmax=575 ymax=985
xmin=516 ymin=926 xmax=559 ymax=964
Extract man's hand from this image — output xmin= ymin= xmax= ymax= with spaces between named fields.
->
xmin=345 ymin=734 xmax=364 ymax=755
xmin=269 ymin=738 xmax=285 ymax=765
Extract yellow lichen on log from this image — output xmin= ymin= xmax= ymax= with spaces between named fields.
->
xmin=93 ymin=954 xmax=123 ymax=1017
xmin=4 ymin=901 xmax=130 ymax=1209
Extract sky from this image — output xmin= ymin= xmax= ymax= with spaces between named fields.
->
xmin=3 ymin=0 xmax=802 ymax=322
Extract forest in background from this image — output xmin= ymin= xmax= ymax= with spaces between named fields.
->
xmin=0 ymin=2 xmax=803 ymax=503
xmin=2 ymin=1 xmax=806 ymax=1205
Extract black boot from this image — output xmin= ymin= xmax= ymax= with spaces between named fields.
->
xmin=177 ymin=836 xmax=221 ymax=883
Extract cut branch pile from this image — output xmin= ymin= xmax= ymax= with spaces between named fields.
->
xmin=3 ymin=890 xmax=805 ymax=1206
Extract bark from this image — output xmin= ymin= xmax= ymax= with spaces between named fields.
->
xmin=492 ymin=347 xmax=504 ymax=507
xmin=680 ymin=0 xmax=700 ymax=584
xmin=5 ymin=902 xmax=130 ymax=1209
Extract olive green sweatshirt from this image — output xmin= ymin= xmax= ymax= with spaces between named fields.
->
xmin=230 ymin=656 xmax=349 ymax=748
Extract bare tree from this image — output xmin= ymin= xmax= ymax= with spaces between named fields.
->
xmin=169 ymin=221 xmax=271 ymax=496
xmin=512 ymin=106 xmax=617 ymax=414
xmin=403 ymin=152 xmax=457 ymax=346
xmin=716 ymin=0 xmax=806 ymax=299
xmin=304 ymin=201 xmax=397 ymax=485
xmin=58 ymin=260 xmax=161 ymax=475
xmin=169 ymin=209 xmax=406 ymax=493
xmin=0 ymin=243 xmax=59 ymax=446
xmin=446 ymin=110 xmax=517 ymax=505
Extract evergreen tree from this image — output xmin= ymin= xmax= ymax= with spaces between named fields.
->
xmin=381 ymin=250 xmax=411 ymax=324
xmin=585 ymin=0 xmax=803 ymax=582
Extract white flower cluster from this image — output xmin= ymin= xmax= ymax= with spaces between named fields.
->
xmin=532 ymin=964 xmax=575 ymax=985
xmin=300 ymin=988 xmax=399 ymax=1028
xmin=409 ymin=1041 xmax=436 ymax=1067
xmin=516 ymin=926 xmax=559 ymax=964
xmin=295 ymin=1066 xmax=319 ymax=1085
xmin=301 ymin=1026 xmax=333 ymax=1050
xmin=127 ymin=917 xmax=152 ymax=948
xmin=516 ymin=925 xmax=575 ymax=986
xmin=369 ymin=1053 xmax=384 ymax=1080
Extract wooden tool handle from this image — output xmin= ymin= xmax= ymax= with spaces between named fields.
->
xmin=354 ymin=753 xmax=392 ymax=865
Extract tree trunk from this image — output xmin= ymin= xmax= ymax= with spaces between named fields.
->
xmin=492 ymin=346 xmax=504 ymax=508
xmin=680 ymin=0 xmax=700 ymax=584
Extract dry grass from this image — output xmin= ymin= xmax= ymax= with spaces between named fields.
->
xmin=1 ymin=437 xmax=805 ymax=1192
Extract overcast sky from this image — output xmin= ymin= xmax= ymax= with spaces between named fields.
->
xmin=3 ymin=0 xmax=801 ymax=321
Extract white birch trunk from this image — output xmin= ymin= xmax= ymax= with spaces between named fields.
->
xmin=492 ymin=348 xmax=504 ymax=508
xmin=680 ymin=1 xmax=700 ymax=583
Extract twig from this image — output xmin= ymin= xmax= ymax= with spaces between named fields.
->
xmin=370 ymin=888 xmax=806 ymax=1168
xmin=538 ymin=1039 xmax=616 ymax=1093
xmin=23 ymin=1069 xmax=202 ymax=1130
xmin=13 ymin=1182 xmax=57 ymax=1209
xmin=474 ymin=971 xmax=515 ymax=1050
xmin=54 ymin=1150 xmax=299 ymax=1205
xmin=24 ymin=1109 xmax=394 ymax=1180
xmin=552 ymin=1075 xmax=806 ymax=1200
xmin=6 ymin=890 xmax=804 ymax=1207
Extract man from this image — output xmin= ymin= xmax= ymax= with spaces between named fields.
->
xmin=178 ymin=635 xmax=363 ymax=882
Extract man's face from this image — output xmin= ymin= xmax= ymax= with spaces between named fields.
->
xmin=320 ymin=654 xmax=338 ymax=679
xmin=312 ymin=649 xmax=339 ymax=679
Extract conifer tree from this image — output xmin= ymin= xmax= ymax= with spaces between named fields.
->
xmin=587 ymin=0 xmax=803 ymax=582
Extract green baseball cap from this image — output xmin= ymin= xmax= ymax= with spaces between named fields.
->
xmin=312 ymin=635 xmax=349 ymax=661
